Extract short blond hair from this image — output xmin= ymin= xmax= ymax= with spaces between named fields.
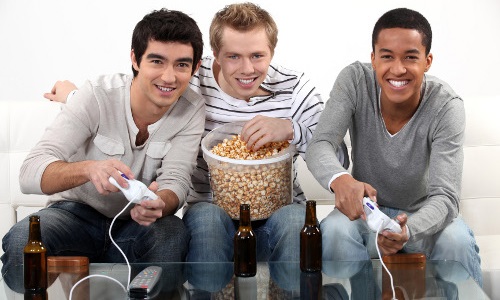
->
xmin=209 ymin=2 xmax=278 ymax=55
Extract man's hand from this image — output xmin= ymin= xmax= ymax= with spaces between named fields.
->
xmin=41 ymin=159 xmax=134 ymax=195
xmin=241 ymin=115 xmax=293 ymax=151
xmin=86 ymin=159 xmax=134 ymax=195
xmin=43 ymin=80 xmax=77 ymax=103
xmin=377 ymin=214 xmax=409 ymax=255
xmin=130 ymin=181 xmax=165 ymax=226
xmin=330 ymin=174 xmax=377 ymax=220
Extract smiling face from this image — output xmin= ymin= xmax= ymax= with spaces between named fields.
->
xmin=213 ymin=26 xmax=273 ymax=101
xmin=131 ymin=40 xmax=199 ymax=115
xmin=371 ymin=28 xmax=433 ymax=109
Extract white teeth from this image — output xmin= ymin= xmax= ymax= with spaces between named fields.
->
xmin=157 ymin=86 xmax=173 ymax=92
xmin=389 ymin=80 xmax=409 ymax=87
xmin=238 ymin=78 xmax=254 ymax=84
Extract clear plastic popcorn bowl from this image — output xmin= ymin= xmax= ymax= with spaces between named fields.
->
xmin=201 ymin=122 xmax=294 ymax=220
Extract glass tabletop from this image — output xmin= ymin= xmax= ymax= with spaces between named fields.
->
xmin=0 ymin=260 xmax=489 ymax=299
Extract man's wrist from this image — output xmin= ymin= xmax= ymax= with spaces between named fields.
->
xmin=328 ymin=172 xmax=351 ymax=193
xmin=288 ymin=118 xmax=295 ymax=142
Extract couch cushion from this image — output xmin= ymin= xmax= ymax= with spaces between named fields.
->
xmin=460 ymin=96 xmax=500 ymax=238
xmin=475 ymin=235 xmax=500 ymax=270
xmin=8 ymin=101 xmax=62 ymax=211
xmin=463 ymin=96 xmax=500 ymax=147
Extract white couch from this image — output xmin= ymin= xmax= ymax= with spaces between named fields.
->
xmin=1 ymin=97 xmax=499 ymax=298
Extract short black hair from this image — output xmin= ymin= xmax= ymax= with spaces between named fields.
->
xmin=131 ymin=8 xmax=203 ymax=76
xmin=372 ymin=8 xmax=432 ymax=55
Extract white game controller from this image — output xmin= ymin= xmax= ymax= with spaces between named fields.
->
xmin=362 ymin=197 xmax=402 ymax=233
xmin=108 ymin=173 xmax=158 ymax=204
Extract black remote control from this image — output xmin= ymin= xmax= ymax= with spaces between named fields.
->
xmin=128 ymin=266 xmax=162 ymax=298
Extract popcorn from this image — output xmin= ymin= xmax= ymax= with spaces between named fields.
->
xmin=211 ymin=135 xmax=290 ymax=160
xmin=208 ymin=135 xmax=292 ymax=220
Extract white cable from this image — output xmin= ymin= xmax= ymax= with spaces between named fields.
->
xmin=375 ymin=224 xmax=397 ymax=300
xmin=68 ymin=200 xmax=135 ymax=300
xmin=108 ymin=200 xmax=134 ymax=290
xmin=68 ymin=274 xmax=127 ymax=299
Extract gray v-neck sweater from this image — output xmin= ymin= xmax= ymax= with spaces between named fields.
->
xmin=306 ymin=61 xmax=465 ymax=242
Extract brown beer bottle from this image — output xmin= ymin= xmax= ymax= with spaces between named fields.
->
xmin=24 ymin=215 xmax=47 ymax=291
xmin=300 ymin=200 xmax=322 ymax=272
xmin=234 ymin=204 xmax=256 ymax=277
xmin=300 ymin=271 xmax=322 ymax=300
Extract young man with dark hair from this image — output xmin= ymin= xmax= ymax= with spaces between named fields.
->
xmin=306 ymin=8 xmax=482 ymax=286
xmin=1 ymin=8 xmax=205 ymax=290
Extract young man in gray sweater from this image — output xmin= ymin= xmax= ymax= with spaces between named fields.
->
xmin=306 ymin=8 xmax=482 ymax=286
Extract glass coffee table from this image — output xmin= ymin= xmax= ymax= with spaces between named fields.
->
xmin=0 ymin=260 xmax=489 ymax=299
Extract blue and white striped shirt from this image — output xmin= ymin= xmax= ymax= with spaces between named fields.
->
xmin=187 ymin=56 xmax=326 ymax=204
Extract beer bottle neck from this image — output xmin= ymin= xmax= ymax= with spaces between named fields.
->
xmin=28 ymin=219 xmax=42 ymax=242
xmin=238 ymin=204 xmax=252 ymax=228
xmin=305 ymin=201 xmax=317 ymax=225
xmin=239 ymin=209 xmax=251 ymax=227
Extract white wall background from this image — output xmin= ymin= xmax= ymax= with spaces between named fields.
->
xmin=0 ymin=0 xmax=499 ymax=104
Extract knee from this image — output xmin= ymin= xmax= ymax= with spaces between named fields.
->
xmin=184 ymin=202 xmax=226 ymax=222
xmin=183 ymin=202 xmax=233 ymax=236
xmin=320 ymin=212 xmax=355 ymax=238
xmin=156 ymin=215 xmax=188 ymax=244
xmin=1 ymin=221 xmax=28 ymax=290
xmin=1 ymin=227 xmax=25 ymax=292
xmin=2 ymin=221 xmax=28 ymax=258
xmin=269 ymin=204 xmax=305 ymax=227
xmin=151 ymin=216 xmax=189 ymax=259
xmin=432 ymin=220 xmax=478 ymax=259
xmin=320 ymin=212 xmax=367 ymax=261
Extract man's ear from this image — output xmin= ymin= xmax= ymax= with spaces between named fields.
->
xmin=212 ymin=50 xmax=219 ymax=64
xmin=192 ymin=60 xmax=202 ymax=75
xmin=131 ymin=49 xmax=139 ymax=72
xmin=371 ymin=52 xmax=376 ymax=70
xmin=425 ymin=53 xmax=433 ymax=72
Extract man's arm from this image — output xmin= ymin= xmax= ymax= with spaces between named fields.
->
xmin=44 ymin=80 xmax=78 ymax=103
xmin=153 ymin=93 xmax=206 ymax=214
xmin=405 ymin=98 xmax=465 ymax=243
xmin=21 ymin=80 xmax=135 ymax=196
xmin=40 ymin=160 xmax=133 ymax=195
xmin=240 ymin=72 xmax=324 ymax=153
xmin=306 ymin=65 xmax=372 ymax=219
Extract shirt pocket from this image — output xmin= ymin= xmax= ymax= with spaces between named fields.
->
xmin=143 ymin=141 xmax=172 ymax=180
xmin=93 ymin=134 xmax=125 ymax=158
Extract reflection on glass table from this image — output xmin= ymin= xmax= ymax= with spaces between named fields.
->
xmin=0 ymin=260 xmax=489 ymax=299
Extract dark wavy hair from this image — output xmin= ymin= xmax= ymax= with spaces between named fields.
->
xmin=131 ymin=8 xmax=203 ymax=76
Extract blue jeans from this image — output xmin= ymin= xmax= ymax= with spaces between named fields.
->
xmin=182 ymin=202 xmax=305 ymax=292
xmin=183 ymin=202 xmax=305 ymax=262
xmin=320 ymin=206 xmax=483 ymax=287
xmin=1 ymin=201 xmax=188 ymax=292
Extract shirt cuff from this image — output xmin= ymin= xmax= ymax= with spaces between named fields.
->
xmin=289 ymin=119 xmax=298 ymax=144
xmin=327 ymin=172 xmax=351 ymax=193
xmin=66 ymin=89 xmax=77 ymax=103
